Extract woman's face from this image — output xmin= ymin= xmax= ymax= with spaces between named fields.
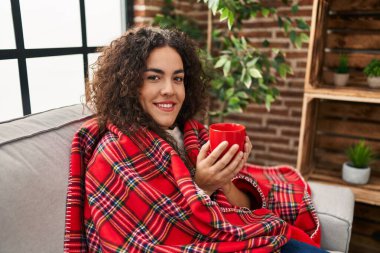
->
xmin=139 ymin=46 xmax=185 ymax=129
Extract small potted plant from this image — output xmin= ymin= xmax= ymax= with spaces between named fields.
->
xmin=364 ymin=59 xmax=380 ymax=88
xmin=334 ymin=54 xmax=349 ymax=86
xmin=342 ymin=140 xmax=374 ymax=185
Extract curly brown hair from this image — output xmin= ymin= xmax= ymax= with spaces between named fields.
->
xmin=87 ymin=26 xmax=209 ymax=138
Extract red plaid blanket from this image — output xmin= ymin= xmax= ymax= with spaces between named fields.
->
xmin=64 ymin=118 xmax=320 ymax=253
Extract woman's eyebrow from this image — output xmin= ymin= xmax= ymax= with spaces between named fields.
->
xmin=144 ymin=68 xmax=184 ymax=74
xmin=173 ymin=69 xmax=185 ymax=74
xmin=144 ymin=68 xmax=164 ymax=74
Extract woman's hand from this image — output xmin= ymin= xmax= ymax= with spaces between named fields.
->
xmin=242 ymin=136 xmax=253 ymax=164
xmin=220 ymin=136 xmax=252 ymax=194
xmin=194 ymin=136 xmax=252 ymax=196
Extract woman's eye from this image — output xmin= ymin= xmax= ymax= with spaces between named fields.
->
xmin=174 ymin=76 xmax=184 ymax=83
xmin=147 ymin=75 xmax=159 ymax=81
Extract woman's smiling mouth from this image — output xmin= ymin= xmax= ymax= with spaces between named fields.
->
xmin=154 ymin=102 xmax=176 ymax=112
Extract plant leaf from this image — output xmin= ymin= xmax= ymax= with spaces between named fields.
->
xmin=219 ymin=8 xmax=229 ymax=22
xmin=241 ymin=37 xmax=247 ymax=49
xmin=211 ymin=0 xmax=219 ymax=15
xmin=227 ymin=11 xmax=234 ymax=30
xmin=247 ymin=57 xmax=259 ymax=68
xmin=265 ymin=94 xmax=275 ymax=111
xmin=300 ymin=32 xmax=309 ymax=42
xmin=227 ymin=105 xmax=243 ymax=113
xmin=207 ymin=0 xmax=217 ymax=14
xmin=240 ymin=67 xmax=247 ymax=82
xmin=228 ymin=96 xmax=240 ymax=105
xmin=272 ymin=48 xmax=280 ymax=55
xmin=262 ymin=39 xmax=270 ymax=47
xmin=249 ymin=67 xmax=262 ymax=78
xmin=211 ymin=79 xmax=224 ymax=89
xmin=244 ymin=74 xmax=252 ymax=88
xmin=214 ymin=56 xmax=228 ymax=68
xmin=236 ymin=91 xmax=249 ymax=99
xmin=279 ymin=63 xmax=291 ymax=78
xmin=277 ymin=16 xmax=283 ymax=27
xmin=296 ymin=19 xmax=309 ymax=30
xmin=294 ymin=32 xmax=309 ymax=48
xmin=223 ymin=60 xmax=231 ymax=76
xmin=283 ymin=19 xmax=291 ymax=33
xmin=291 ymin=4 xmax=299 ymax=14
xmin=289 ymin=30 xmax=297 ymax=44
xmin=225 ymin=88 xmax=234 ymax=99
xmin=262 ymin=8 xmax=270 ymax=17
xmin=346 ymin=140 xmax=374 ymax=168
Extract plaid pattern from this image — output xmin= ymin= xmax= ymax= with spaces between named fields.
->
xmin=267 ymin=183 xmax=298 ymax=223
xmin=64 ymin=118 xmax=320 ymax=253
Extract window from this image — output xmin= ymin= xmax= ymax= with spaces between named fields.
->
xmin=0 ymin=0 xmax=134 ymax=121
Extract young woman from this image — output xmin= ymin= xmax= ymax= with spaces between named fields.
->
xmin=64 ymin=26 xmax=326 ymax=253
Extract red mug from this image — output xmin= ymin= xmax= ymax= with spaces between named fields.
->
xmin=209 ymin=123 xmax=246 ymax=157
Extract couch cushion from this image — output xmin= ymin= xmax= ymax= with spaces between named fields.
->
xmin=0 ymin=104 xmax=93 ymax=253
xmin=309 ymin=181 xmax=354 ymax=253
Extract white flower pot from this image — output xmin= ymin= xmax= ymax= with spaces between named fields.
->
xmin=334 ymin=73 xmax=349 ymax=87
xmin=367 ymin=77 xmax=380 ymax=88
xmin=342 ymin=162 xmax=371 ymax=185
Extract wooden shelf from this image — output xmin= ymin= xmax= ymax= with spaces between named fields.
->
xmin=306 ymin=168 xmax=380 ymax=206
xmin=300 ymin=1 xmax=380 ymax=250
xmin=305 ymin=85 xmax=380 ymax=103
xmin=298 ymin=0 xmax=380 ymax=206
xmin=298 ymin=97 xmax=380 ymax=205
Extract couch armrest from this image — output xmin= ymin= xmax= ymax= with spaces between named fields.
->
xmin=309 ymin=181 xmax=354 ymax=253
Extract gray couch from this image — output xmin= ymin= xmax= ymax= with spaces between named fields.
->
xmin=0 ymin=104 xmax=354 ymax=253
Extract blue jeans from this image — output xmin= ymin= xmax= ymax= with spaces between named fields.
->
xmin=281 ymin=239 xmax=328 ymax=253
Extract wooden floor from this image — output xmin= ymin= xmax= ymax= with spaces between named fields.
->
xmin=349 ymin=203 xmax=380 ymax=253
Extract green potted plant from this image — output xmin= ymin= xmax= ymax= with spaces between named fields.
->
xmin=334 ymin=54 xmax=349 ymax=86
xmin=342 ymin=140 xmax=374 ymax=184
xmin=364 ymin=59 xmax=380 ymax=88
xmin=154 ymin=0 xmax=309 ymax=122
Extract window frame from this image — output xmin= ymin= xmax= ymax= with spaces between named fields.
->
xmin=0 ymin=0 xmax=134 ymax=115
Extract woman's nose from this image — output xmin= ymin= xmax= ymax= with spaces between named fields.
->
xmin=160 ymin=79 xmax=174 ymax=96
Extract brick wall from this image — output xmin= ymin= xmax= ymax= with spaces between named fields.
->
xmin=134 ymin=0 xmax=208 ymax=27
xmin=133 ymin=0 xmax=314 ymax=167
